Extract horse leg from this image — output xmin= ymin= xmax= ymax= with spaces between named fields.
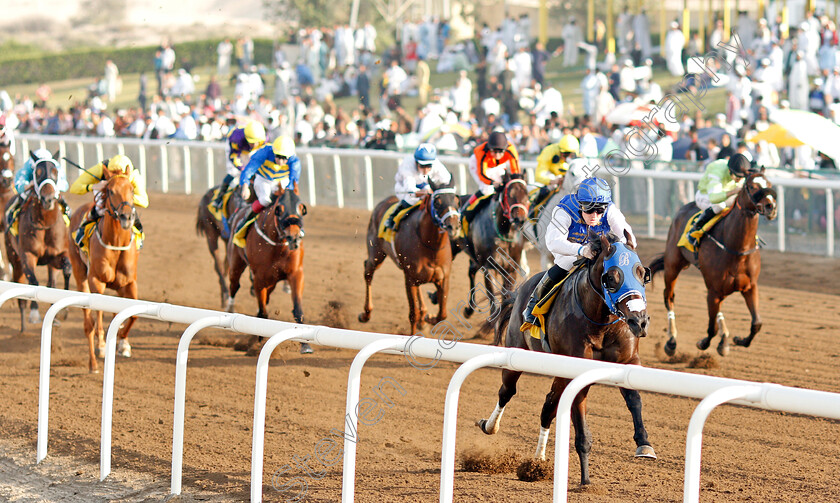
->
xmin=87 ymin=277 xmax=108 ymax=369
xmin=358 ymin=248 xmax=386 ymax=323
xmin=206 ymin=232 xmax=230 ymax=308
xmin=46 ymin=265 xmax=55 ymax=288
xmin=288 ymin=271 xmax=312 ymax=354
xmin=733 ymin=286 xmax=762 ymax=348
xmin=463 ymin=260 xmax=479 ymax=318
xmin=619 ymin=387 xmax=656 ymax=458
xmin=537 ymin=377 xmax=593 ymax=485
xmin=662 ymin=253 xmax=688 ymax=356
xmin=697 ymin=293 xmax=723 ymax=351
xmin=227 ymin=250 xmax=247 ymax=313
xmin=115 ymin=282 xmax=139 ymax=358
xmin=428 ymin=274 xmax=449 ymax=326
xmin=21 ymin=252 xmax=40 ymax=328
xmin=476 ymin=369 xmax=522 ymax=435
xmin=405 ymin=279 xmax=420 ymax=335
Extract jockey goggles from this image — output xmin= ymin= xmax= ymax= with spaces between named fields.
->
xmin=581 ymin=202 xmax=607 ymax=214
xmin=274 ymin=154 xmax=289 ymax=162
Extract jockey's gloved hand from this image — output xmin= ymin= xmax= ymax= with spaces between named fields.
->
xmin=241 ymin=185 xmax=251 ymax=200
xmin=578 ymin=242 xmax=597 ymax=260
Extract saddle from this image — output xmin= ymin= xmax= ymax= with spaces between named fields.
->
xmin=207 ymin=186 xmax=235 ymax=220
xmin=378 ymin=200 xmax=422 ymax=243
xmin=677 ymin=208 xmax=731 ymax=253
xmin=77 ymin=219 xmax=144 ymax=256
xmin=519 ymin=263 xmax=582 ymax=347
xmin=7 ymin=198 xmax=71 ymax=237
xmin=460 ymin=193 xmax=494 ymax=237
xmin=232 ymin=212 xmax=259 ymax=249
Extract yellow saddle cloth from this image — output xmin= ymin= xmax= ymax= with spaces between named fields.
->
xmin=207 ymin=186 xmax=235 ymax=220
xmin=78 ymin=220 xmax=144 ymax=256
xmin=677 ymin=208 xmax=730 ymax=253
xmin=232 ymin=213 xmax=259 ymax=249
xmin=9 ymin=208 xmax=70 ymax=237
xmin=377 ymin=201 xmax=422 ymax=243
xmin=528 ymin=187 xmax=559 ymax=219
xmin=460 ymin=193 xmax=493 ymax=237
xmin=519 ymin=264 xmax=582 ymax=341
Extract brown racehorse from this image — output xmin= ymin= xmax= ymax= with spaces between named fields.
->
xmin=68 ymin=173 xmax=141 ymax=373
xmin=0 ymin=143 xmax=16 ymax=280
xmin=195 ymin=185 xmax=247 ymax=307
xmin=4 ymin=156 xmax=71 ymax=331
xmin=649 ymin=169 xmax=778 ymax=357
xmin=358 ymin=179 xmax=462 ymax=335
xmin=477 ymin=234 xmax=655 ymax=486
xmin=452 ymin=172 xmax=530 ymax=319
xmin=227 ymin=185 xmax=312 ymax=354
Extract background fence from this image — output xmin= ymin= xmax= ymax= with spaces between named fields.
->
xmin=15 ymin=134 xmax=840 ymax=257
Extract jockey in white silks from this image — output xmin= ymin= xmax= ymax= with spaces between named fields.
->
xmin=384 ymin=143 xmax=453 ymax=230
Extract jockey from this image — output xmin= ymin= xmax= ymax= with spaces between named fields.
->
xmin=234 ymin=135 xmax=301 ymax=236
xmin=686 ymin=153 xmax=751 ymax=249
xmin=464 ymin=130 xmax=520 ymax=220
xmin=5 ymin=149 xmax=70 ymax=228
xmin=211 ymin=120 xmax=266 ymax=210
xmin=70 ymin=154 xmax=149 ymax=246
xmin=385 ymin=143 xmax=452 ymax=230
xmin=0 ymin=114 xmax=14 ymax=156
xmin=522 ymin=177 xmax=637 ymax=327
xmin=534 ymin=134 xmax=579 ymax=203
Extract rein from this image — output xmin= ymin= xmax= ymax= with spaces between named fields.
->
xmin=705 ymin=186 xmax=765 ymax=257
xmin=95 ymin=219 xmax=135 ymax=251
xmin=571 ymin=263 xmax=622 ymax=326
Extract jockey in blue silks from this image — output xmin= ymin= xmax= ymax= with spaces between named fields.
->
xmin=5 ymin=148 xmax=70 ymax=228
xmin=233 ymin=135 xmax=302 ymax=236
xmin=522 ymin=177 xmax=638 ymax=327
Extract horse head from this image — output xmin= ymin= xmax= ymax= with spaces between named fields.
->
xmin=742 ymin=168 xmax=778 ymax=220
xmin=498 ymin=172 xmax=530 ymax=229
xmin=103 ymin=173 xmax=137 ymax=230
xmin=32 ymin=154 xmax=59 ymax=211
xmin=428 ymin=179 xmax=461 ymax=240
xmin=273 ymin=185 xmax=306 ymax=251
xmin=591 ymin=232 xmax=651 ymax=338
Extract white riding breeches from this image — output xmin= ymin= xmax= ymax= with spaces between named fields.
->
xmin=254 ymin=175 xmax=290 ymax=207
xmin=695 ymin=191 xmax=735 ymax=214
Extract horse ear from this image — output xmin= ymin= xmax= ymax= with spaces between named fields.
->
xmin=30 ymin=151 xmax=39 ymax=163
xmin=53 ymin=149 xmax=60 ymax=160
xmin=623 ymin=229 xmax=635 ymax=250
xmin=599 ymin=234 xmax=610 ymax=255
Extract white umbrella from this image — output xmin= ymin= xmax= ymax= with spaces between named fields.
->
xmin=769 ymin=108 xmax=840 ymax=162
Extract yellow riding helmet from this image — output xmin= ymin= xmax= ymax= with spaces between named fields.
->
xmin=244 ymin=121 xmax=266 ymax=145
xmin=557 ymin=134 xmax=580 ymax=155
xmin=107 ymin=154 xmax=133 ymax=175
xmin=272 ymin=136 xmax=296 ymax=158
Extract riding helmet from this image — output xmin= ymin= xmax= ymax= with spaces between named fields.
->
xmin=107 ymin=154 xmax=134 ymax=175
xmin=576 ymin=177 xmax=612 ymax=205
xmin=487 ymin=131 xmax=508 ymax=151
xmin=557 ymin=134 xmax=580 ymax=155
xmin=272 ymin=136 xmax=296 ymax=158
xmin=727 ymin=153 xmax=751 ymax=177
xmin=244 ymin=121 xmax=266 ymax=145
xmin=414 ymin=143 xmax=437 ymax=165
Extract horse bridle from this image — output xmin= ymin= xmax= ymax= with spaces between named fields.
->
xmin=271 ymin=192 xmax=305 ymax=248
xmin=34 ymin=162 xmax=58 ymax=205
xmin=102 ymin=179 xmax=137 ymax=227
xmin=429 ymin=187 xmax=460 ymax=231
xmin=499 ymin=178 xmax=529 ymax=220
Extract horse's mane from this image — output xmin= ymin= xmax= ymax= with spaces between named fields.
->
xmin=588 ymin=231 xmax=620 ymax=256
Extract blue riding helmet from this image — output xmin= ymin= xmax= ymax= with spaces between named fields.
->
xmin=414 ymin=143 xmax=437 ymax=165
xmin=576 ymin=178 xmax=612 ymax=210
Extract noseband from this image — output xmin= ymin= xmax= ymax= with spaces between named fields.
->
xmin=430 ymin=187 xmax=459 ymax=230
xmin=499 ymin=178 xmax=529 ymax=220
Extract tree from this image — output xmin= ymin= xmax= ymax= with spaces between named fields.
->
xmin=262 ymin=0 xmax=354 ymax=29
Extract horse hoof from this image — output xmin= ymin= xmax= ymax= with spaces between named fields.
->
xmin=733 ymin=336 xmax=750 ymax=347
xmin=663 ymin=338 xmax=677 ymax=356
xmin=463 ymin=307 xmax=474 ymax=319
xmin=282 ymin=282 xmax=292 ymax=294
xmin=696 ymin=338 xmax=711 ymax=351
xmin=233 ymin=338 xmax=251 ymax=352
xmin=717 ymin=342 xmax=730 ymax=357
xmin=299 ymin=343 xmax=314 ymax=354
xmin=117 ymin=340 xmax=132 ymax=358
xmin=225 ymin=298 xmax=235 ymax=313
xmin=358 ymin=312 xmax=370 ymax=323
xmin=635 ymin=445 xmax=657 ymax=459
xmin=475 ymin=419 xmax=491 ymax=435
xmin=89 ymin=368 xmax=100 ymax=374
xmin=95 ymin=344 xmax=106 ymax=358
xmin=428 ymin=291 xmax=438 ymax=305
xmin=29 ymin=310 xmax=40 ymax=325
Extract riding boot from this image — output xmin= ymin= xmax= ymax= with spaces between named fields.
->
xmin=522 ymin=266 xmax=567 ymax=327
xmin=385 ymin=200 xmax=411 ymax=230
xmin=74 ymin=206 xmax=100 ymax=247
xmin=212 ymin=175 xmax=233 ymax=209
xmin=5 ymin=194 xmax=22 ymax=228
xmin=461 ymin=190 xmax=483 ymax=223
xmin=687 ymin=207 xmax=717 ymax=248
xmin=233 ymin=208 xmax=257 ymax=237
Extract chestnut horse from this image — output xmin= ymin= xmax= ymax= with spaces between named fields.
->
xmin=227 ymin=185 xmax=311 ymax=354
xmin=649 ymin=169 xmax=778 ymax=357
xmin=4 ymin=155 xmax=71 ymax=331
xmin=477 ymin=234 xmax=655 ymax=486
xmin=358 ymin=179 xmax=461 ymax=335
xmin=0 ymin=143 xmax=16 ymax=280
xmin=195 ymin=185 xmax=247 ymax=307
xmin=452 ymin=172 xmax=530 ymax=319
xmin=68 ymin=173 xmax=141 ymax=373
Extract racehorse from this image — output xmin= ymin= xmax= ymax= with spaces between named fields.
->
xmin=649 ymin=168 xmax=778 ymax=357
xmin=4 ymin=154 xmax=71 ymax=332
xmin=195 ymin=185 xmax=247 ymax=308
xmin=359 ymin=179 xmax=461 ymax=335
xmin=453 ymin=172 xmax=530 ymax=319
xmin=0 ymin=143 xmax=16 ymax=280
xmin=68 ymin=172 xmax=141 ymax=373
xmin=477 ymin=233 xmax=656 ymax=486
xmin=226 ymin=185 xmax=311 ymax=353
xmin=520 ymin=160 xmax=589 ymax=272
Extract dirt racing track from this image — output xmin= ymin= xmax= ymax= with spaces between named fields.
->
xmin=0 ymin=192 xmax=839 ymax=502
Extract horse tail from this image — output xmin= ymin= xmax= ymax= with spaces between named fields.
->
xmin=196 ymin=203 xmax=207 ymax=237
xmin=492 ymin=296 xmax=517 ymax=346
xmin=648 ymin=253 xmax=665 ymax=284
